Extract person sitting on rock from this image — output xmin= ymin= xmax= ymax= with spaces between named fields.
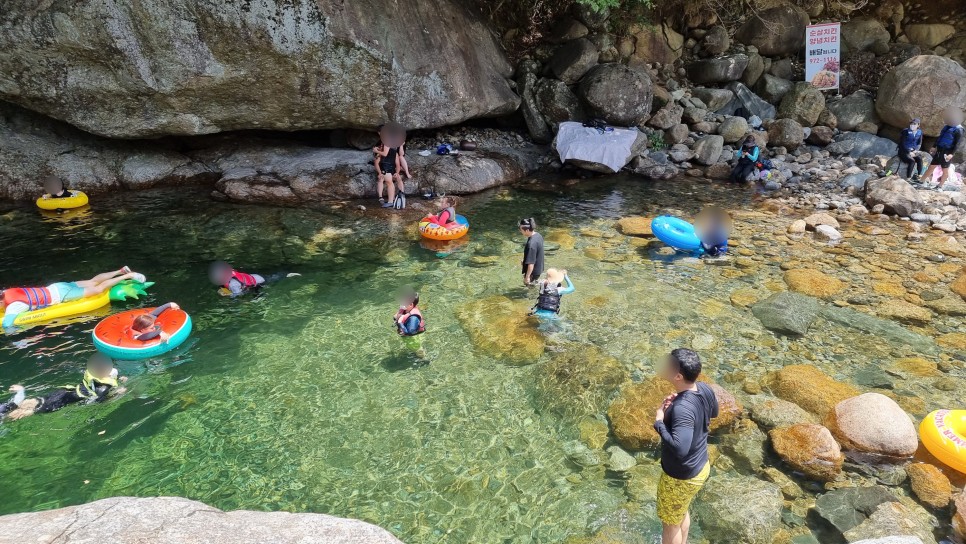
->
xmin=730 ymin=136 xmax=759 ymax=183
xmin=896 ymin=118 xmax=924 ymax=182
xmin=922 ymin=108 xmax=964 ymax=190
xmin=0 ymin=353 xmax=127 ymax=421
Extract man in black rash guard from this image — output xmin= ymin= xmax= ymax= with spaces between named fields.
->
xmin=653 ymin=348 xmax=718 ymax=544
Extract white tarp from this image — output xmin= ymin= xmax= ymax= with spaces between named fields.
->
xmin=554 ymin=121 xmax=642 ymax=174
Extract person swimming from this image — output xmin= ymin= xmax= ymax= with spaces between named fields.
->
xmin=529 ymin=268 xmax=575 ymax=318
xmin=2 ymin=267 xmax=146 ymax=328
xmin=41 ymin=175 xmax=72 ymax=199
xmin=393 ymin=288 xmax=427 ymax=360
xmin=0 ymin=353 xmax=126 ymax=421
xmin=208 ymin=261 xmax=300 ymax=297
xmin=694 ymin=207 xmax=731 ymax=257
xmin=130 ymin=302 xmax=181 ymax=342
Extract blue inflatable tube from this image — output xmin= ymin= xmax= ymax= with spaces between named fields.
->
xmin=651 ymin=216 xmax=704 ymax=253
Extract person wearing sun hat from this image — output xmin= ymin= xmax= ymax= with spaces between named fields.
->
xmin=529 ymin=268 xmax=575 ymax=318
xmin=897 ymin=117 xmax=924 ymax=182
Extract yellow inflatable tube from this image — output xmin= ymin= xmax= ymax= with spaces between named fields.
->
xmin=12 ymin=289 xmax=110 ymax=327
xmin=36 ymin=191 xmax=89 ymax=210
xmin=920 ymin=409 xmax=966 ymax=474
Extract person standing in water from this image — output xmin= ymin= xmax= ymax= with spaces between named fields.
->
xmin=519 ymin=218 xmax=544 ymax=287
xmin=529 ymin=268 xmax=574 ymax=318
xmin=654 ymin=348 xmax=718 ymax=544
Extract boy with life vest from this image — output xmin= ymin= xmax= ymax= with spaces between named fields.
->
xmin=529 ymin=268 xmax=575 ymax=318
xmin=1 ymin=267 xmax=146 ymax=328
xmin=393 ymin=289 xmax=426 ymax=359
xmin=208 ymin=261 xmax=300 ymax=297
xmin=0 ymin=353 xmax=127 ymax=421
xmin=130 ymin=302 xmax=181 ymax=342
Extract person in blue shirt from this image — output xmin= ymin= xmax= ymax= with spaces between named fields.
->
xmin=529 ymin=268 xmax=575 ymax=318
xmin=695 ymin=206 xmax=731 ymax=257
xmin=730 ymin=135 xmax=760 ymax=183
xmin=922 ymin=108 xmax=964 ymax=190
xmin=897 ymin=118 xmax=924 ymax=181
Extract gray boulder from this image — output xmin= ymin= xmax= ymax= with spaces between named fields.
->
xmin=692 ymin=88 xmax=735 ymax=112
xmin=827 ymin=132 xmax=899 ymax=159
xmin=865 ymin=175 xmax=925 ymax=217
xmin=768 ymin=118 xmax=805 ymax=151
xmin=694 ymin=474 xmax=783 ymax=544
xmin=0 ymin=496 xmax=403 ymax=544
xmin=827 ymin=91 xmax=880 ymax=132
xmin=807 ymin=126 xmax=835 ymax=146
xmin=722 ymin=82 xmax=777 ymax=120
xmin=840 ymin=172 xmax=874 ymax=191
xmin=751 ymin=292 xmax=820 ymax=335
xmin=518 ymin=71 xmax=553 ymax=144
xmin=702 ymin=25 xmax=730 ymax=56
xmin=842 ymin=17 xmax=891 ymax=54
xmin=742 ymin=52 xmax=766 ymax=87
xmin=719 ymin=420 xmax=767 ymax=472
xmin=686 ymin=54 xmax=749 ymax=85
xmin=747 ymin=395 xmax=818 ymax=429
xmin=778 ymin=82 xmax=826 ymax=127
xmin=754 ymin=74 xmax=794 ymax=106
xmin=734 ymin=2 xmax=810 ymax=57
xmin=648 ymin=104 xmax=684 ymax=130
xmin=904 ymin=23 xmax=956 ymax=49
xmin=535 ymin=78 xmax=586 ymax=129
xmin=820 ymin=305 xmax=937 ymax=354
xmin=549 ymin=38 xmax=599 ymax=84
xmin=0 ymin=0 xmax=519 ymax=138
xmin=692 ymin=135 xmax=724 ymax=166
xmin=876 ymin=55 xmax=966 ymax=136
xmin=718 ymin=116 xmax=749 ymax=144
xmin=578 ymin=64 xmax=654 ymax=127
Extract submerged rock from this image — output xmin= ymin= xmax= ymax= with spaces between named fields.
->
xmin=751 ymin=291 xmax=820 ymax=336
xmin=906 ymin=463 xmax=952 ymax=510
xmin=955 ymin=491 xmax=966 ymax=540
xmin=825 ymin=393 xmax=918 ymax=457
xmin=455 ymin=296 xmax=545 ymax=364
xmin=765 ymin=365 xmax=860 ymax=419
xmin=747 ymin=396 xmax=818 ymax=429
xmin=842 ymin=501 xmax=938 ymax=544
xmin=693 ymin=473 xmax=783 ymax=544
xmin=0 ymin=496 xmax=403 ymax=543
xmin=814 ymin=486 xmax=899 ymax=535
xmin=608 ymin=377 xmax=738 ymax=450
xmin=784 ymin=269 xmax=846 ymax=298
xmin=536 ymin=345 xmax=628 ymax=421
xmin=769 ymin=424 xmax=844 ymax=481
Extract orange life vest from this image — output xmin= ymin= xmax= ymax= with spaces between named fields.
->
xmin=2 ymin=287 xmax=53 ymax=310
xmin=225 ymin=270 xmax=258 ymax=289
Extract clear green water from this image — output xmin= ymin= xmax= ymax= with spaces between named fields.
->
xmin=0 ymin=179 xmax=962 ymax=543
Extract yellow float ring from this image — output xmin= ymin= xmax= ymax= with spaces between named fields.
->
xmin=36 ymin=191 xmax=89 ymax=210
xmin=418 ymin=215 xmax=469 ymax=241
xmin=919 ymin=409 xmax=966 ymax=475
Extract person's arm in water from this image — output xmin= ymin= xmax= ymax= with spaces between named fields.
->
xmin=654 ymin=401 xmax=697 ymax=459
xmin=557 ymin=275 xmax=575 ymax=296
xmin=0 ymin=385 xmax=26 ymax=415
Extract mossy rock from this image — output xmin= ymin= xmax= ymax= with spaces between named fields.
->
xmin=535 ymin=345 xmax=629 ymax=421
xmin=764 ymin=364 xmax=860 ymax=418
xmin=454 ymin=296 xmax=545 ymax=364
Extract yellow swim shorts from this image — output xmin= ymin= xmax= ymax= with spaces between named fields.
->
xmin=656 ymin=461 xmax=711 ymax=525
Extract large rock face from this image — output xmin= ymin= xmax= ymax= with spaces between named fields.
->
xmin=734 ymin=2 xmax=810 ymax=57
xmin=686 ymin=54 xmax=749 ymax=85
xmin=630 ymin=24 xmax=684 ymax=65
xmin=577 ymin=64 xmax=653 ymax=126
xmin=824 ymin=393 xmax=918 ymax=457
xmin=876 ymin=56 xmax=966 ymax=136
xmin=0 ymin=0 xmax=519 ymax=138
xmin=0 ymin=497 xmax=403 ymax=543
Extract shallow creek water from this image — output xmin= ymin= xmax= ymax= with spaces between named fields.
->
xmin=0 ymin=177 xmax=962 ymax=543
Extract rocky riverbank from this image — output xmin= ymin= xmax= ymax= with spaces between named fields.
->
xmin=0 ymin=496 xmax=403 ymax=543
